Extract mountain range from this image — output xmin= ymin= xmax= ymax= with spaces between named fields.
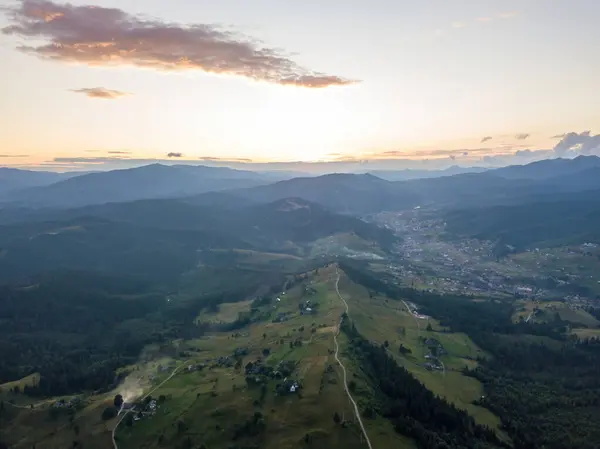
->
xmin=3 ymin=155 xmax=600 ymax=254
xmin=0 ymin=164 xmax=273 ymax=208
xmin=3 ymin=156 xmax=600 ymax=212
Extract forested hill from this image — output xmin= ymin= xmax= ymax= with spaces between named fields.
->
xmin=0 ymin=197 xmax=396 ymax=282
xmin=444 ymin=194 xmax=600 ymax=250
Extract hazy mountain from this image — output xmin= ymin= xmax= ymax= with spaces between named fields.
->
xmin=7 ymin=156 xmax=600 ymax=213
xmin=490 ymin=155 xmax=600 ymax=180
xmin=398 ymin=157 xmax=600 ymax=209
xmin=231 ymin=173 xmax=419 ymax=214
xmin=232 ymin=197 xmax=397 ymax=249
xmin=368 ymin=165 xmax=487 ymax=181
xmin=4 ymin=164 xmax=269 ymax=208
xmin=0 ymin=168 xmax=86 ymax=195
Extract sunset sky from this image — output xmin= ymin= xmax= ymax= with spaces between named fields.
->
xmin=1 ymin=0 xmax=599 ymax=171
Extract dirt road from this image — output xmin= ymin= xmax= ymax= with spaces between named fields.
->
xmin=333 ymin=268 xmax=374 ymax=449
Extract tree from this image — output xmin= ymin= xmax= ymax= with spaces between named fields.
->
xmin=262 ymin=348 xmax=271 ymax=357
xmin=177 ymin=419 xmax=187 ymax=434
xmin=384 ymin=340 xmax=389 ymax=348
xmin=101 ymin=407 xmax=117 ymax=421
xmin=426 ymin=322 xmax=433 ymax=332
xmin=125 ymin=413 xmax=133 ymax=427
xmin=158 ymin=394 xmax=166 ymax=404
xmin=333 ymin=411 xmax=341 ymax=424
xmin=348 ymin=380 xmax=357 ymax=392
xmin=113 ymin=394 xmax=124 ymax=408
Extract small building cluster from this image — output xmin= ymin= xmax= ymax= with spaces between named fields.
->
xmin=299 ymin=299 xmax=317 ymax=315
xmin=275 ymin=379 xmax=301 ymax=395
xmin=423 ymin=338 xmax=446 ymax=371
xmin=51 ymin=397 xmax=81 ymax=409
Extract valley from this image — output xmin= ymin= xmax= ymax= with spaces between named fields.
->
xmin=3 ymin=156 xmax=600 ymax=449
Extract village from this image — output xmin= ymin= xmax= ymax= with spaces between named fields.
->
xmin=370 ymin=210 xmax=600 ymax=312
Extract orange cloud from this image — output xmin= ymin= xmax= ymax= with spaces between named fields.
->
xmin=3 ymin=0 xmax=357 ymax=89
xmin=70 ymin=87 xmax=131 ymax=99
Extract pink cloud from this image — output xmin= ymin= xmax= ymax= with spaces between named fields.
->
xmin=3 ymin=0 xmax=357 ymax=88
xmin=70 ymin=87 xmax=131 ymax=99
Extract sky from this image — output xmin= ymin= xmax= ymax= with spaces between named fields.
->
xmin=1 ymin=0 xmax=599 ymax=172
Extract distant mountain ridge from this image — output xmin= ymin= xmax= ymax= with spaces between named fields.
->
xmin=489 ymin=155 xmax=600 ymax=180
xmin=2 ymin=164 xmax=270 ymax=208
xmin=3 ymin=155 xmax=600 ymax=213
xmin=367 ymin=165 xmax=488 ymax=181
xmin=0 ymin=167 xmax=86 ymax=195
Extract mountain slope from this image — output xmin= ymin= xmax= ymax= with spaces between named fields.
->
xmin=230 ymin=173 xmax=418 ymax=214
xmin=444 ymin=193 xmax=600 ymax=249
xmin=368 ymin=165 xmax=488 ymax=181
xmin=0 ymin=168 xmax=85 ymax=195
xmin=0 ymin=217 xmax=245 ymax=282
xmin=490 ymin=155 xmax=600 ymax=180
xmin=4 ymin=164 xmax=268 ymax=208
xmin=0 ymin=196 xmax=396 ymax=280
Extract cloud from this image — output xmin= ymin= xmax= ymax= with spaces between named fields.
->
xmin=0 ymin=154 xmax=29 ymax=157
xmin=481 ymin=136 xmax=492 ymax=143
xmin=552 ymin=131 xmax=600 ymax=156
xmin=498 ymin=12 xmax=518 ymax=19
xmin=70 ymin=87 xmax=131 ymax=99
xmin=514 ymin=133 xmax=530 ymax=140
xmin=108 ymin=150 xmax=131 ymax=154
xmin=53 ymin=157 xmax=127 ymax=163
xmin=451 ymin=22 xmax=465 ymax=29
xmin=364 ymin=144 xmax=528 ymax=161
xmin=480 ymin=149 xmax=553 ymax=167
xmin=167 ymin=152 xmax=183 ymax=158
xmin=550 ymin=133 xmax=566 ymax=139
xmin=2 ymin=0 xmax=357 ymax=89
xmin=515 ymin=149 xmax=533 ymax=157
xmin=199 ymin=156 xmax=253 ymax=163
xmin=477 ymin=17 xmax=493 ymax=22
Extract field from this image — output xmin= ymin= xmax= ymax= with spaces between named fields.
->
xmin=197 ymin=299 xmax=254 ymax=323
xmin=513 ymin=299 xmax=600 ymax=329
xmin=572 ymin=328 xmax=600 ymax=339
xmin=115 ymin=265 xmax=410 ymax=449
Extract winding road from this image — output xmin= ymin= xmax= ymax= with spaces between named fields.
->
xmin=333 ymin=268 xmax=374 ymax=449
